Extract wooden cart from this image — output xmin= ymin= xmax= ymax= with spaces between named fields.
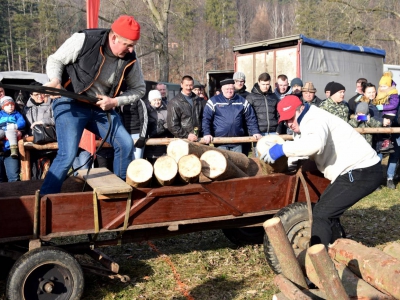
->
xmin=0 ymin=161 xmax=329 ymax=299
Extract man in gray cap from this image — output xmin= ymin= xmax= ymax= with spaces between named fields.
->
xmin=233 ymin=71 xmax=249 ymax=98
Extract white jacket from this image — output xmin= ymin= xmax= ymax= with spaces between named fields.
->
xmin=282 ymin=105 xmax=380 ymax=182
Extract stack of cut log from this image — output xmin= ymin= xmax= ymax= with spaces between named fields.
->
xmin=264 ymin=217 xmax=400 ymax=299
xmin=125 ymin=139 xmax=287 ymax=187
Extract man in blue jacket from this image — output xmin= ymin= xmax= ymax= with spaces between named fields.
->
xmin=202 ymin=78 xmax=261 ymax=152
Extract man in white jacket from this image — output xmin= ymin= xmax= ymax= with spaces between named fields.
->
xmin=261 ymin=95 xmax=382 ymax=247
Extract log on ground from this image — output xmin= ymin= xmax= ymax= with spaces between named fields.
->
xmin=153 ymin=155 xmax=178 ymax=186
xmin=297 ymin=249 xmax=391 ymax=299
xmin=126 ymin=159 xmax=153 ymax=188
xmin=329 ymin=238 xmax=400 ymax=299
xmin=200 ymin=150 xmax=248 ymax=181
xmin=383 ymin=242 xmax=400 ymax=261
xmin=178 ymin=154 xmax=202 ymax=183
xmin=263 ymin=217 xmax=307 ymax=289
xmin=307 ymin=244 xmax=349 ymax=299
xmin=273 ymin=274 xmax=313 ymax=300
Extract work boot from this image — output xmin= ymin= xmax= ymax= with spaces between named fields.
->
xmin=387 ymin=179 xmax=396 ymax=190
xmin=10 ymin=145 xmax=18 ymax=159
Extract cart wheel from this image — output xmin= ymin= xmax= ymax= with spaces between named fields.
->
xmin=222 ymin=227 xmax=265 ymax=245
xmin=263 ymin=202 xmax=311 ymax=274
xmin=6 ymin=246 xmax=84 ymax=300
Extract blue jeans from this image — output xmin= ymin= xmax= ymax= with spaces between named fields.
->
xmin=40 ymin=97 xmax=133 ymax=194
xmin=0 ymin=153 xmax=20 ymax=182
xmin=377 ymin=134 xmax=400 ymax=179
xmin=218 ymin=144 xmax=242 ymax=153
xmin=130 ymin=133 xmax=144 ymax=159
xmin=72 ymin=149 xmax=92 ymax=176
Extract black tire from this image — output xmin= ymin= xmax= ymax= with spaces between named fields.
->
xmin=222 ymin=227 xmax=265 ymax=245
xmin=263 ymin=202 xmax=311 ymax=274
xmin=6 ymin=246 xmax=84 ymax=300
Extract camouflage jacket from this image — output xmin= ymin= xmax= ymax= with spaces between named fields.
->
xmin=319 ymin=97 xmax=349 ymax=121
xmin=348 ymin=116 xmax=382 ymax=145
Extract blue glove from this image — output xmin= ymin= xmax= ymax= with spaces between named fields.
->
xmin=376 ymin=105 xmax=383 ymax=111
xmin=260 ymin=144 xmax=285 ymax=164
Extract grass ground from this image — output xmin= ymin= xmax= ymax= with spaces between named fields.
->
xmin=1 ymin=175 xmax=400 ymax=299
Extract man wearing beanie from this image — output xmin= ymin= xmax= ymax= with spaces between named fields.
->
xmin=319 ymin=82 xmax=349 ymax=121
xmin=260 ymin=95 xmax=382 ymax=247
xmin=40 ymin=15 xmax=146 ymax=194
xmin=233 ymin=72 xmax=249 ymax=98
xmin=202 ymin=78 xmax=261 ymax=152
xmin=290 ymin=77 xmax=303 ymax=97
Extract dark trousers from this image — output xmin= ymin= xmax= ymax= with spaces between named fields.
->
xmin=310 ymin=162 xmax=382 ymax=247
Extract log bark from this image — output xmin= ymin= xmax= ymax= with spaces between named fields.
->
xmin=200 ymin=150 xmax=248 ymax=181
xmin=153 ymin=155 xmax=177 ymax=186
xmin=256 ymin=136 xmax=288 ymax=173
xmin=263 ymin=217 xmax=308 ymax=289
xmin=383 ymin=242 xmax=400 ymax=261
xmin=307 ymin=244 xmax=349 ymax=299
xmin=167 ymin=139 xmax=259 ymax=175
xmin=297 ymin=249 xmax=391 ymax=299
xmin=273 ymin=274 xmax=313 ymax=300
xmin=329 ymin=238 xmax=400 ymax=299
xmin=178 ymin=154 xmax=202 ymax=183
xmin=126 ymin=159 xmax=153 ymax=188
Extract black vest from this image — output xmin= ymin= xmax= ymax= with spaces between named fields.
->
xmin=62 ymin=28 xmax=137 ymax=97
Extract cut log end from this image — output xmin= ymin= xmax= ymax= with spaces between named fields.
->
xmin=154 ymin=156 xmax=178 ymax=186
xmin=178 ymin=154 xmax=202 ymax=183
xmin=200 ymin=150 xmax=227 ymax=179
xmin=167 ymin=139 xmax=189 ymax=163
xmin=263 ymin=217 xmax=281 ymax=228
xmin=307 ymin=244 xmax=325 ymax=256
xmin=126 ymin=159 xmax=153 ymax=188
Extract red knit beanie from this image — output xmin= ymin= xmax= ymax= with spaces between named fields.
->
xmin=111 ymin=15 xmax=140 ymax=41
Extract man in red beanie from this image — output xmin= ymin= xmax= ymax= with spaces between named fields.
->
xmin=40 ymin=15 xmax=146 ymax=194
xmin=261 ymin=95 xmax=382 ymax=247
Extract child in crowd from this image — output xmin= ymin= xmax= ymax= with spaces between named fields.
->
xmin=373 ymin=72 xmax=399 ymax=152
xmin=348 ymin=102 xmax=381 ymax=146
xmin=0 ymin=96 xmax=26 ymax=158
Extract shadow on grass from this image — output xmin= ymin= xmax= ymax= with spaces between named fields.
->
xmin=342 ymin=204 xmax=400 ymax=247
xmin=173 ymin=277 xmax=245 ymax=300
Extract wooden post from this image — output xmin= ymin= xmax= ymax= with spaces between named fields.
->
xmin=297 ymin=250 xmax=390 ymax=299
xmin=263 ymin=217 xmax=308 ymax=289
xmin=307 ymin=244 xmax=349 ymax=299
xmin=153 ymin=156 xmax=177 ymax=186
xmin=329 ymin=238 xmax=400 ymax=299
xmin=126 ymin=159 xmax=153 ymax=188
xmin=18 ymin=139 xmax=31 ymax=180
xmin=273 ymin=274 xmax=313 ymax=300
xmin=178 ymin=154 xmax=202 ymax=183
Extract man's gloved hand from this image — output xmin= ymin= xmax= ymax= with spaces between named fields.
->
xmin=134 ymin=137 xmax=146 ymax=149
xmin=260 ymin=143 xmax=285 ymax=164
xmin=376 ymin=105 xmax=383 ymax=111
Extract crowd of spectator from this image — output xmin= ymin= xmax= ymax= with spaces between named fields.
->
xmin=1 ymin=70 xmax=399 ymax=190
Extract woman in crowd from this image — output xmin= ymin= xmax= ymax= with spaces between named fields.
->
xmin=143 ymin=90 xmax=171 ymax=164
xmin=23 ymin=82 xmax=56 ymax=179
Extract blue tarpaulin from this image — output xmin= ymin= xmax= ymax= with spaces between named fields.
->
xmin=300 ymin=34 xmax=386 ymax=57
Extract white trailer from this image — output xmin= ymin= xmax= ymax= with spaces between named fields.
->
xmin=233 ymin=34 xmax=386 ymax=100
